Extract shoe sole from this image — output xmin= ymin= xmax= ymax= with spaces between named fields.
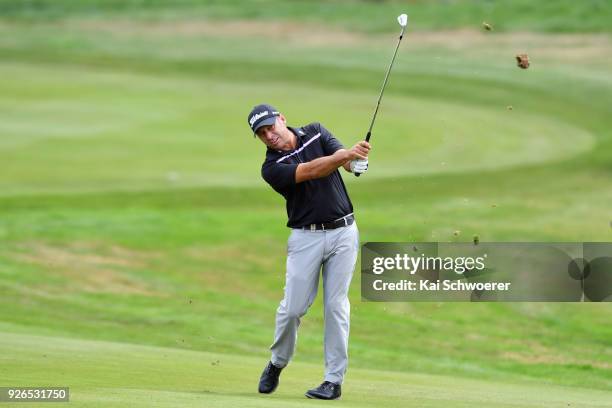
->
xmin=258 ymin=381 xmax=279 ymax=394
xmin=259 ymin=386 xmax=278 ymax=394
xmin=304 ymin=392 xmax=340 ymax=400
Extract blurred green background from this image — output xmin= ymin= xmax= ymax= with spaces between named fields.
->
xmin=1 ymin=1 xmax=611 ymax=407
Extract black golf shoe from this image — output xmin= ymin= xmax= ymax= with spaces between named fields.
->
xmin=258 ymin=361 xmax=283 ymax=394
xmin=305 ymin=381 xmax=341 ymax=400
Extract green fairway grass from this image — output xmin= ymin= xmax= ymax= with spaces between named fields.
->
xmin=2 ymin=331 xmax=611 ymax=407
xmin=0 ymin=1 xmax=611 ymax=406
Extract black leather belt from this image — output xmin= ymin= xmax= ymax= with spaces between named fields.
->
xmin=301 ymin=214 xmax=354 ymax=231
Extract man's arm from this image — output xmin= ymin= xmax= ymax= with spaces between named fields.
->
xmin=295 ymin=149 xmax=351 ymax=183
xmin=295 ymin=141 xmax=370 ymax=183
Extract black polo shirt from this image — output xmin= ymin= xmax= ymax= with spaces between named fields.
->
xmin=261 ymin=122 xmax=354 ymax=228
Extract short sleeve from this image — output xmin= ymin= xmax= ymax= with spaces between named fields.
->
xmin=318 ymin=123 xmax=344 ymax=155
xmin=262 ymin=160 xmax=298 ymax=191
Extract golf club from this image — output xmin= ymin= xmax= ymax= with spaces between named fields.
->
xmin=356 ymin=13 xmax=408 ymax=177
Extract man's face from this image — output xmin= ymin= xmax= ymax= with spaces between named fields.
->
xmin=256 ymin=115 xmax=293 ymax=151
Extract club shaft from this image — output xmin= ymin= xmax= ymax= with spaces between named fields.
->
xmin=356 ymin=25 xmax=405 ymax=177
xmin=366 ymin=28 xmax=405 ymax=141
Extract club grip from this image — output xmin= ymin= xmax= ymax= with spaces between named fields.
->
xmin=355 ymin=131 xmax=371 ymax=177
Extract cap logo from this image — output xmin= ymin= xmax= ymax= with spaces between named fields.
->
xmin=249 ymin=110 xmax=269 ymax=126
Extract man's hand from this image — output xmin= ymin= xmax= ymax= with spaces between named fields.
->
xmin=350 ymin=158 xmax=368 ymax=174
xmin=342 ymin=141 xmax=371 ymax=173
xmin=347 ymin=141 xmax=371 ymax=160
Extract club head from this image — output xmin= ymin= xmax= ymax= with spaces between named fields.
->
xmin=397 ymin=14 xmax=408 ymax=28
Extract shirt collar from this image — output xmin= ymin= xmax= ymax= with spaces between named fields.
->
xmin=288 ymin=126 xmax=306 ymax=139
xmin=265 ymin=126 xmax=308 ymax=154
xmin=268 ymin=126 xmax=305 ymax=153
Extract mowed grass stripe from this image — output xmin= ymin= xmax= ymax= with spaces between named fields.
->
xmin=1 ymin=331 xmax=611 ymax=408
xmin=0 ymin=62 xmax=598 ymax=195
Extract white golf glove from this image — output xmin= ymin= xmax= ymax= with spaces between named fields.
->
xmin=350 ymin=158 xmax=368 ymax=174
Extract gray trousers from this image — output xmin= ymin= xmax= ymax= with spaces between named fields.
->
xmin=270 ymin=222 xmax=359 ymax=385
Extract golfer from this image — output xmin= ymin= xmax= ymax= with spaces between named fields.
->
xmin=248 ymin=103 xmax=369 ymax=400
